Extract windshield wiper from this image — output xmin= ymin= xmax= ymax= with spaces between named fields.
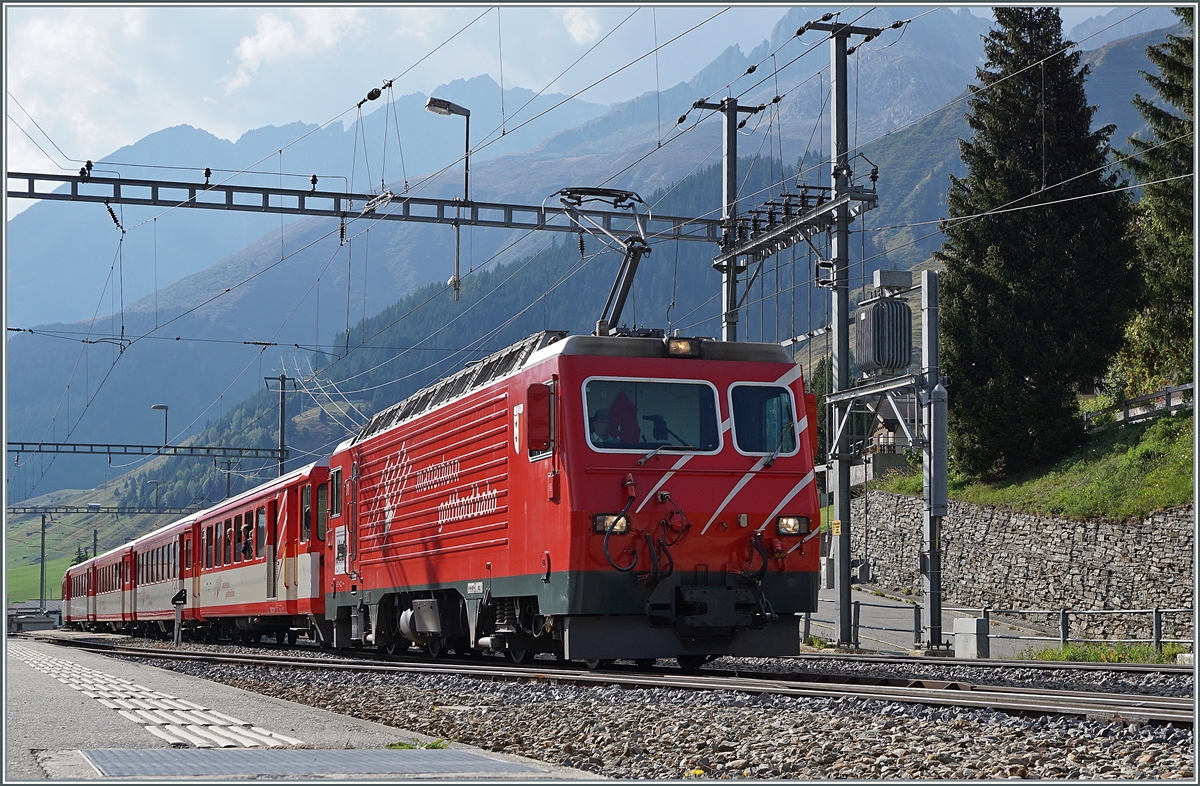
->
xmin=638 ymin=444 xmax=695 ymax=465
xmin=763 ymin=420 xmax=795 ymax=468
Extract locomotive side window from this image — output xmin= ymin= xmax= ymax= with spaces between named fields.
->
xmin=730 ymin=384 xmax=799 ymax=456
xmin=316 ymin=483 xmax=328 ymax=541
xmin=527 ymin=383 xmax=554 ymax=460
xmin=329 ymin=468 xmax=342 ymax=517
xmin=301 ymin=485 xmax=312 ymax=542
xmin=583 ymin=378 xmax=720 ymax=452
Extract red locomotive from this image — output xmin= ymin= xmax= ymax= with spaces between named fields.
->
xmin=63 ymin=331 xmax=820 ymax=666
xmin=63 ymin=188 xmax=822 ymax=667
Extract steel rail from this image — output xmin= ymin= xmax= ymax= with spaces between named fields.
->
xmin=40 ymin=637 xmax=1192 ymax=726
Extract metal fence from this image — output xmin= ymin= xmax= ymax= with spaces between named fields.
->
xmin=804 ymin=599 xmax=1194 ymax=652
xmin=1083 ymin=382 xmax=1193 ymax=433
xmin=946 ymin=605 xmax=1196 ymax=650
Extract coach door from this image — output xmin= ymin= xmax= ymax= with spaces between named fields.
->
xmin=265 ymin=500 xmax=278 ymax=598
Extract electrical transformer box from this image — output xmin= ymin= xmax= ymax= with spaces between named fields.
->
xmin=856 ymin=298 xmax=912 ymax=373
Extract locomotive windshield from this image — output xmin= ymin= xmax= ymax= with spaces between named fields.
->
xmin=585 ymin=378 xmax=720 ymax=451
xmin=730 ymin=384 xmax=798 ymax=454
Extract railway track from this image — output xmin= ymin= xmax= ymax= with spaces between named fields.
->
xmin=40 ymin=635 xmax=1194 ymax=726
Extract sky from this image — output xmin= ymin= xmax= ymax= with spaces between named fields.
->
xmin=4 ymin=4 xmax=1116 ymax=220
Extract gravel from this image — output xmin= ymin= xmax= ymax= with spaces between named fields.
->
xmin=117 ymin=649 xmax=1194 ymax=780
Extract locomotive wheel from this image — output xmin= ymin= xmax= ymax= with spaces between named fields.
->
xmin=509 ymin=649 xmax=532 ymax=665
xmin=424 ymin=640 xmax=444 ymax=658
xmin=676 ymin=655 xmax=708 ymax=671
xmin=583 ymin=658 xmax=612 ymax=670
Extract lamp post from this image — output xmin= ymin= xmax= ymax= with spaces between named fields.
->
xmin=151 ymin=404 xmax=168 ymax=446
xmin=425 ymin=96 xmax=470 ymax=301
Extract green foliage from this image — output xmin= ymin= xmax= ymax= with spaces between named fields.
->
xmin=880 ymin=412 xmax=1193 ymax=520
xmin=1019 ymin=641 xmax=1189 ymax=664
xmin=71 ymin=544 xmax=88 ymax=566
xmin=1115 ymin=8 xmax=1194 ymax=394
xmin=387 ymin=739 xmax=449 ymax=749
xmin=6 ymin=555 xmax=72 ymax=603
xmin=937 ymin=8 xmax=1140 ymax=479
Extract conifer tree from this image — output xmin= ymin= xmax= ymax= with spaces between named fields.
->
xmin=936 ymin=8 xmax=1139 ymax=478
xmin=1117 ymin=8 xmax=1193 ymax=392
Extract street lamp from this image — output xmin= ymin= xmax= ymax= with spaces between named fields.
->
xmin=151 ymin=404 xmax=168 ymax=447
xmin=425 ymin=96 xmax=471 ymax=301
xmin=146 ymin=480 xmax=160 ymax=510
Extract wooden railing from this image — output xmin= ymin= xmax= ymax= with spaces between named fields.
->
xmin=1083 ymin=383 xmax=1194 ymax=433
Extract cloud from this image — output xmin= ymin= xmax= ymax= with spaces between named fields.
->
xmin=560 ymin=8 xmax=602 ymax=44
xmin=225 ymin=8 xmax=362 ymax=93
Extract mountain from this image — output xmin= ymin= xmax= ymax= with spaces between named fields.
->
xmin=5 ymin=77 xmax=609 ymax=329
xmin=1068 ymin=6 xmax=1180 ymax=49
xmin=5 ymin=10 xmax=1174 ymax=501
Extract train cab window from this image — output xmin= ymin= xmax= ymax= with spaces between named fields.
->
xmin=234 ymin=514 xmax=244 ymax=563
xmin=301 ymin=485 xmax=312 ymax=542
xmin=256 ymin=508 xmax=266 ymax=556
xmin=329 ymin=468 xmax=342 ymax=518
xmin=730 ymin=384 xmax=798 ymax=456
xmin=205 ymin=526 xmax=214 ymax=568
xmin=316 ymin=484 xmax=328 ymax=541
xmin=583 ymin=378 xmax=720 ymax=452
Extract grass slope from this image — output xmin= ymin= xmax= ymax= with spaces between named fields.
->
xmin=881 ymin=412 xmax=1193 ymax=520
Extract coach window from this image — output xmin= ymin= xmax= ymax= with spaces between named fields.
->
xmin=235 ymin=514 xmax=245 ymax=563
xmin=256 ymin=508 xmax=266 ymax=557
xmin=241 ymin=512 xmax=254 ymax=560
xmin=301 ymin=485 xmax=312 ymax=542
xmin=329 ymin=468 xmax=342 ymax=518
xmin=226 ymin=519 xmax=235 ymax=564
xmin=205 ymin=525 xmax=214 ymax=568
xmin=316 ymin=483 xmax=328 ymax=541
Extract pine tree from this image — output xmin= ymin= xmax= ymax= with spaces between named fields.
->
xmin=72 ymin=544 xmax=88 ymax=565
xmin=1116 ymin=8 xmax=1193 ymax=392
xmin=936 ymin=8 xmax=1139 ymax=478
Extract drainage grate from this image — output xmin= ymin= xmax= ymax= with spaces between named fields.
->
xmin=83 ymin=748 xmax=534 ymax=777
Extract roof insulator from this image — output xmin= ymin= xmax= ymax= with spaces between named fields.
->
xmin=745 ymin=64 xmax=756 ymax=75
xmin=367 ymin=88 xmax=382 ymax=101
xmin=677 ymin=114 xmax=687 ymax=125
xmin=821 ymin=13 xmax=833 ymax=21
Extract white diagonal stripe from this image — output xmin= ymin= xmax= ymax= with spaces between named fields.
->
xmin=702 ymin=456 xmax=769 ymax=534
xmin=755 ymin=471 xmax=816 ymax=533
xmin=635 ymin=455 xmax=693 ymax=513
xmin=788 ymin=526 xmax=824 ymax=554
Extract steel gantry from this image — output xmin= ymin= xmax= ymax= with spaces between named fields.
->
xmin=6 ymin=171 xmax=721 ymax=244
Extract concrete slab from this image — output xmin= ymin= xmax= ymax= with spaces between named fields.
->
xmin=5 ymin=636 xmax=595 ymax=781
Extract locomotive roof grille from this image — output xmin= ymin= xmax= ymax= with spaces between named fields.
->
xmin=355 ymin=331 xmax=561 ymax=443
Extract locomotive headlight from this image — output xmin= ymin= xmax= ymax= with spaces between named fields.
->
xmin=592 ymin=514 xmax=629 ymax=534
xmin=776 ymin=515 xmax=810 ymax=535
xmin=665 ymin=337 xmax=701 ymax=357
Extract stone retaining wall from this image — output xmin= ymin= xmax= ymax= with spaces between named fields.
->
xmin=849 ymin=491 xmax=1194 ymax=643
